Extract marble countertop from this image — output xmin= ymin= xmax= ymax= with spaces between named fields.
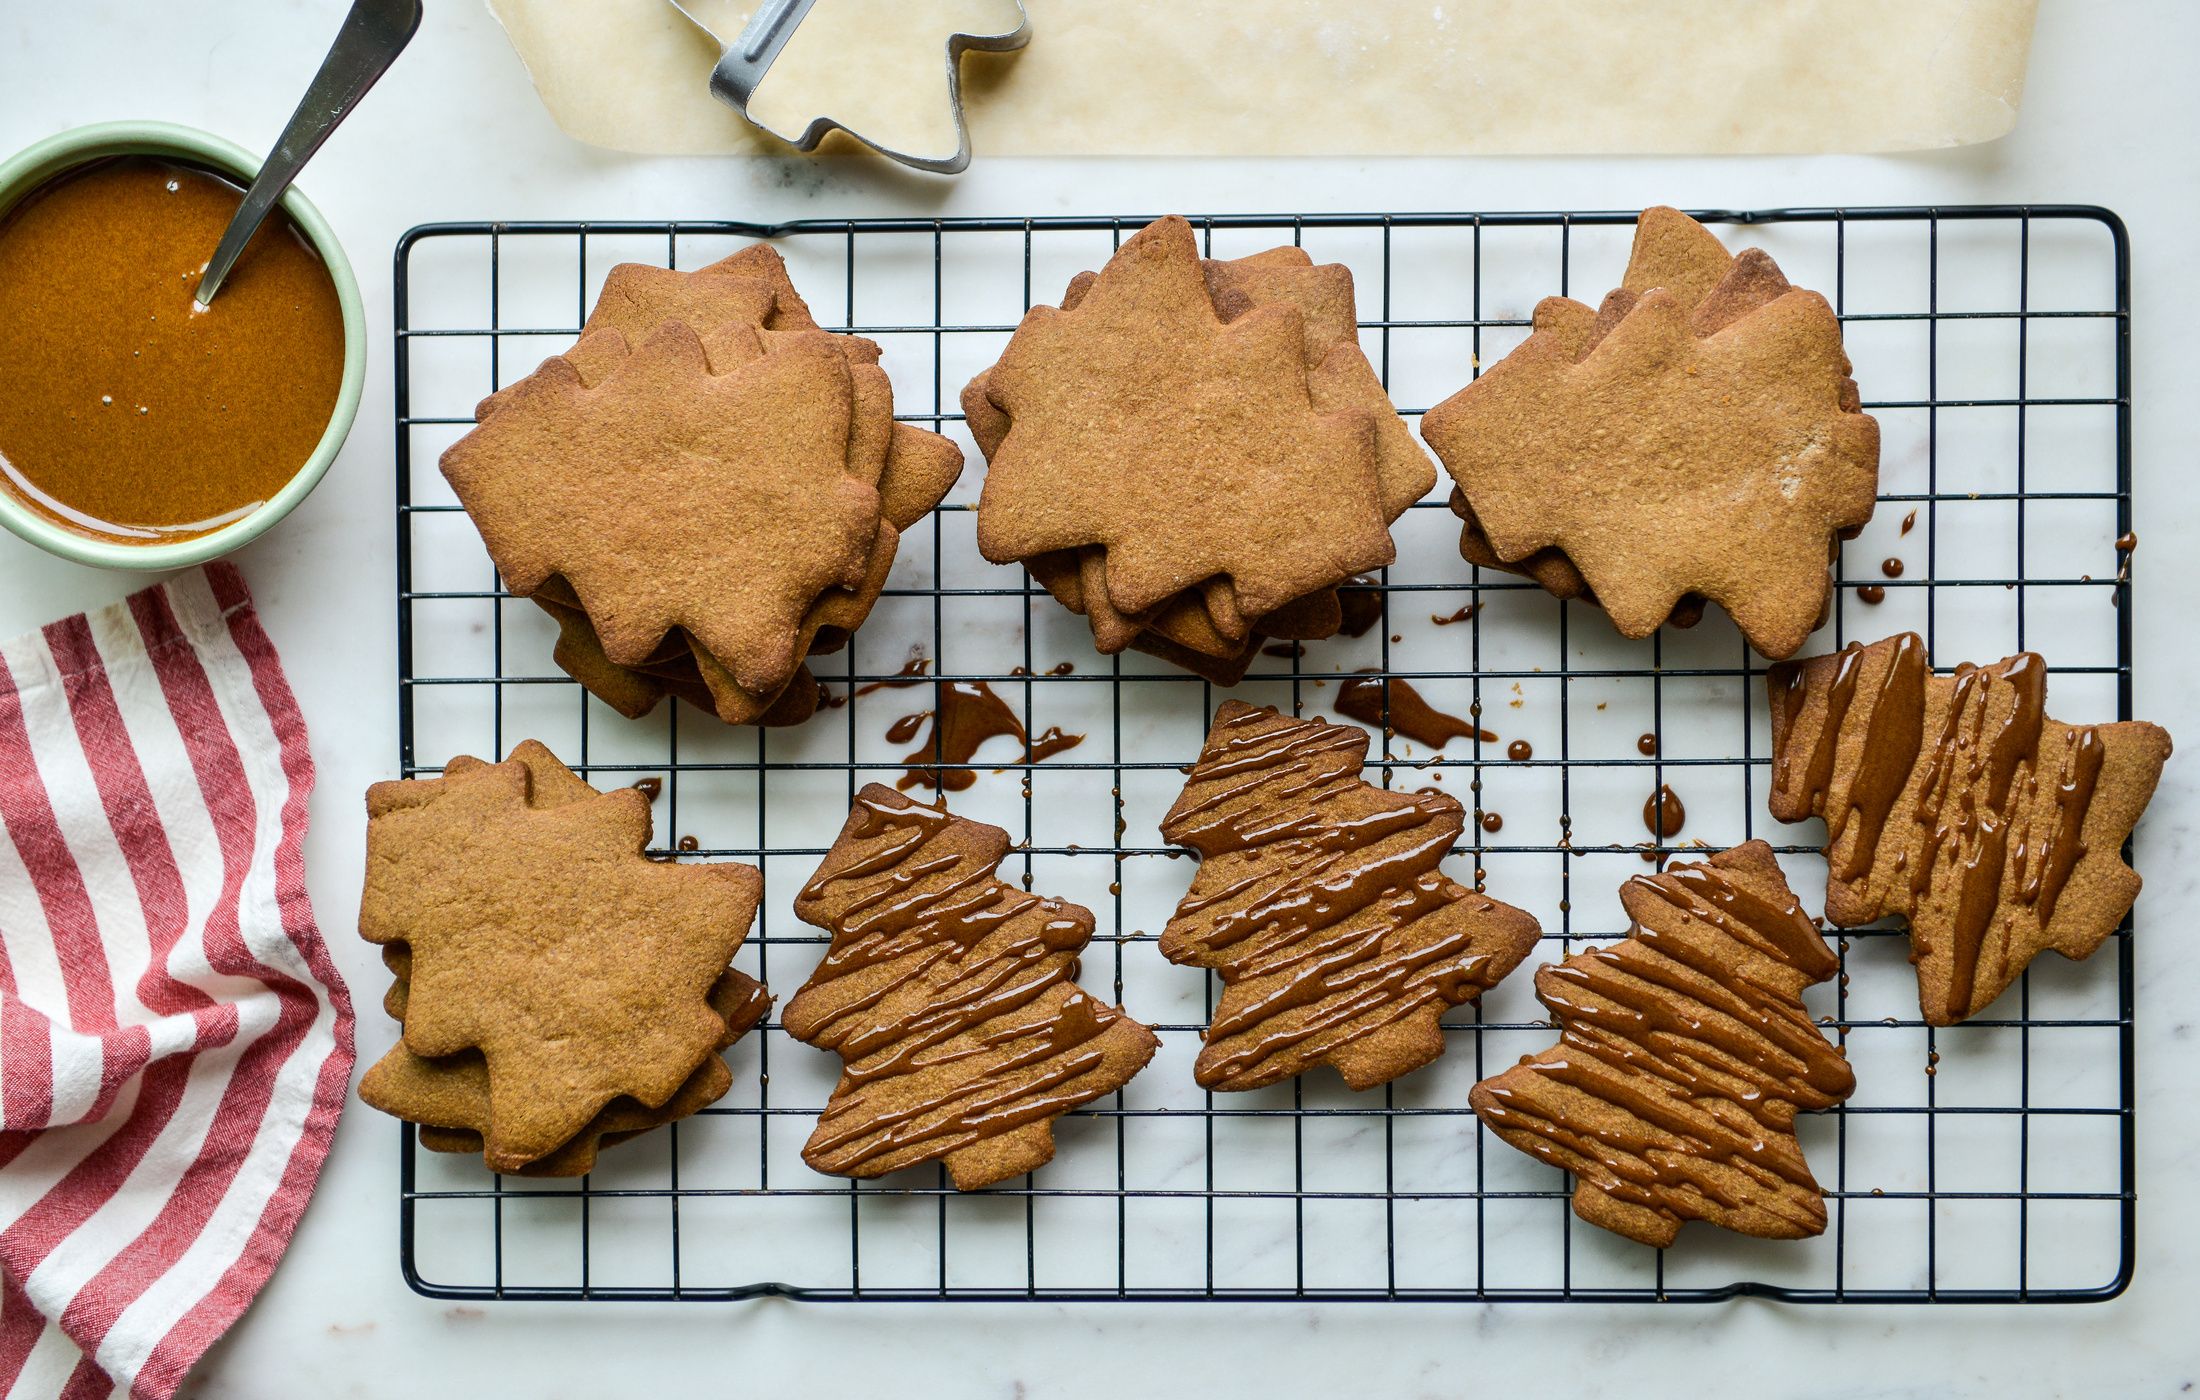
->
xmin=3 ymin=1 xmax=2196 ymax=1395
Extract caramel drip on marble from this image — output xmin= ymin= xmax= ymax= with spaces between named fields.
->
xmin=854 ymin=655 xmax=930 ymax=695
xmin=1159 ymin=704 xmax=1532 ymax=1090
xmin=1472 ymin=853 xmax=1851 ymax=1243
xmin=786 ymin=787 xmax=1143 ymax=1179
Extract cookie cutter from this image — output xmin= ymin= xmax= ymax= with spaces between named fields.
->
xmin=666 ymin=0 xmax=1030 ymax=174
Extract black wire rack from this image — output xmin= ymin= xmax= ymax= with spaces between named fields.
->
xmin=390 ymin=206 xmax=2135 ymax=1304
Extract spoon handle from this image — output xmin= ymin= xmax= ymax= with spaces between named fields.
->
xmin=196 ymin=0 xmax=424 ymax=306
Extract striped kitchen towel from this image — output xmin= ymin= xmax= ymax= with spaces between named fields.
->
xmin=0 ymin=563 xmax=353 ymax=1400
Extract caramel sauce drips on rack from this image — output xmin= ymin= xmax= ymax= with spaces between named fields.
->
xmin=1334 ymin=672 xmax=1495 ymax=749
xmin=1642 ymin=785 xmax=1685 ymax=838
xmin=892 ymin=679 xmax=1084 ymax=792
xmin=855 ymin=654 xmax=931 ymax=696
xmin=1470 ymin=848 xmax=1852 ymax=1247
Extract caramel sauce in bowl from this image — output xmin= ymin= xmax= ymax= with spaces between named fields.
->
xmin=0 ymin=123 xmax=363 ymax=570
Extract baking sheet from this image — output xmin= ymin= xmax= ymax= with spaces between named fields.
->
xmin=486 ymin=0 xmax=2039 ymax=158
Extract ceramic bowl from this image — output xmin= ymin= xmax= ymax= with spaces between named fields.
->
xmin=0 ymin=120 xmax=366 ymax=570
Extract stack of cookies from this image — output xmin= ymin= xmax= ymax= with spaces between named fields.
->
xmin=357 ymin=742 xmax=768 ymax=1176
xmin=963 ymin=215 xmax=1432 ymax=682
xmin=1422 ymin=207 xmax=1880 ymax=660
xmin=441 ymin=247 xmax=965 ymax=725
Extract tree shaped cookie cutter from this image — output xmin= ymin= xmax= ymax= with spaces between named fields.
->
xmin=668 ymin=0 xmax=1030 ymax=174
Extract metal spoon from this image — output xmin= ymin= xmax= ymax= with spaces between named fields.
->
xmin=195 ymin=0 xmax=424 ymax=306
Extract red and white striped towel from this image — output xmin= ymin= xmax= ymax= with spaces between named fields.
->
xmin=0 ymin=563 xmax=353 ymax=1400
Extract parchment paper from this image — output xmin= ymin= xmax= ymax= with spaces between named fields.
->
xmin=486 ymin=0 xmax=2039 ymax=158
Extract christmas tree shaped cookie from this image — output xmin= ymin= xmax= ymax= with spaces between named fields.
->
xmin=962 ymin=215 xmax=1430 ymax=682
xmin=1422 ymin=207 xmax=1880 ymax=659
xmin=441 ymin=245 xmax=962 ymax=726
xmin=1768 ymin=632 xmax=2171 ymax=1025
xmin=787 ymin=785 xmax=1157 ymax=1190
xmin=371 ymin=942 xmax=770 ymax=1178
xmin=357 ymin=741 xmax=763 ymax=1172
xmin=1158 ymin=701 xmax=1541 ymax=1091
xmin=1470 ymin=842 xmax=1853 ymax=1247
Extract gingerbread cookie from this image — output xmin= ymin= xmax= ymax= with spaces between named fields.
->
xmin=786 ymin=785 xmax=1157 ymax=1189
xmin=371 ymin=948 xmax=769 ymax=1178
xmin=1158 ymin=701 xmax=1540 ymax=1091
xmin=1768 ymin=632 xmax=2171 ymax=1024
xmin=1423 ymin=207 xmax=1878 ymax=659
xmin=442 ymin=246 xmax=962 ymax=726
xmin=1470 ymin=841 xmax=1853 ymax=1247
xmin=357 ymin=741 xmax=762 ymax=1171
xmin=962 ymin=216 xmax=1430 ymax=678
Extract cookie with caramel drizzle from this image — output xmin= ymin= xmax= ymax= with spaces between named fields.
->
xmin=1768 ymin=631 xmax=2171 ymax=1025
xmin=786 ymin=785 xmax=1157 ymax=1190
xmin=1471 ymin=841 xmax=1852 ymax=1248
xmin=1158 ymin=701 xmax=1541 ymax=1092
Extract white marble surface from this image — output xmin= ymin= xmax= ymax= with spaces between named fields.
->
xmin=3 ymin=1 xmax=2198 ymax=1394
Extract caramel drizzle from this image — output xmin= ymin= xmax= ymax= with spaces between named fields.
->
xmin=1907 ymin=655 xmax=2044 ymax=1020
xmin=1162 ymin=706 xmax=1510 ymax=1086
xmin=1475 ymin=862 xmax=1850 ymax=1233
xmin=789 ymin=789 xmax=1130 ymax=1175
xmin=1771 ymin=633 xmax=1925 ymax=881
xmin=2010 ymin=725 xmax=2104 ymax=930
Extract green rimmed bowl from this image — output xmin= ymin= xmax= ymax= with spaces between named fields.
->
xmin=0 ymin=120 xmax=366 ymax=571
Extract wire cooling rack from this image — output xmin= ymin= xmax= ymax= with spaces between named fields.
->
xmin=390 ymin=206 xmax=2135 ymax=1304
